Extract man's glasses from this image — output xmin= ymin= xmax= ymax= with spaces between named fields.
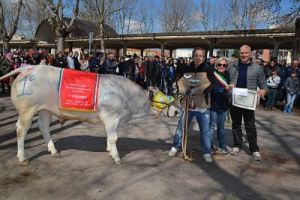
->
xmin=217 ymin=63 xmax=228 ymax=67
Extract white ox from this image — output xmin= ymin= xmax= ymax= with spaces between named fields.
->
xmin=0 ymin=65 xmax=173 ymax=165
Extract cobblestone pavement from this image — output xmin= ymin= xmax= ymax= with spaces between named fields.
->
xmin=0 ymin=94 xmax=299 ymax=200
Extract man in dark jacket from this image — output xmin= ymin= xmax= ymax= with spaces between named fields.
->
xmin=73 ymin=51 xmax=81 ymax=71
xmin=122 ymin=55 xmax=135 ymax=80
xmin=168 ymin=47 xmax=216 ymax=163
xmin=102 ymin=52 xmax=118 ymax=75
xmin=53 ymin=52 xmax=67 ymax=68
xmin=89 ymin=52 xmax=101 ymax=73
xmin=146 ymin=56 xmax=160 ymax=87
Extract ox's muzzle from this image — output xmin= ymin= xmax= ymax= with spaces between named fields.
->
xmin=148 ymin=87 xmax=181 ymax=118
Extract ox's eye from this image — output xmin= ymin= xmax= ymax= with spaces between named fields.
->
xmin=149 ymin=91 xmax=154 ymax=100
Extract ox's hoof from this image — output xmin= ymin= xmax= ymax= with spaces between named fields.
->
xmin=115 ymin=159 xmax=121 ymax=165
xmin=19 ymin=160 xmax=30 ymax=166
xmin=52 ymin=152 xmax=61 ymax=158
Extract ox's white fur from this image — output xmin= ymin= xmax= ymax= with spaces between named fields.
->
xmin=1 ymin=65 xmax=152 ymax=165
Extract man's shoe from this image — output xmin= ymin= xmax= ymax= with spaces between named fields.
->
xmin=252 ymin=151 xmax=262 ymax=161
xmin=211 ymin=144 xmax=218 ymax=151
xmin=214 ymin=148 xmax=229 ymax=155
xmin=203 ymin=154 xmax=213 ymax=163
xmin=230 ymin=147 xmax=240 ymax=156
xmin=168 ymin=147 xmax=178 ymax=157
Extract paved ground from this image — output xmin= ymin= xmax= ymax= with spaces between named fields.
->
xmin=0 ymin=94 xmax=299 ymax=200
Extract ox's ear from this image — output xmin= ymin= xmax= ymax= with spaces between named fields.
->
xmin=148 ymin=86 xmax=160 ymax=94
xmin=147 ymin=86 xmax=158 ymax=100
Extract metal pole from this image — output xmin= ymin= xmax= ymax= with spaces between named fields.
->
xmin=88 ymin=32 xmax=94 ymax=56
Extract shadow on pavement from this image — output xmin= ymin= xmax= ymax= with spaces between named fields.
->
xmin=256 ymin=115 xmax=300 ymax=167
xmin=193 ymin=159 xmax=266 ymax=200
xmin=54 ymin=135 xmax=169 ymax=159
xmin=0 ymin=121 xmax=81 ymax=150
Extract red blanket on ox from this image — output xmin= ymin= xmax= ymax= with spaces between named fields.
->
xmin=59 ymin=69 xmax=100 ymax=112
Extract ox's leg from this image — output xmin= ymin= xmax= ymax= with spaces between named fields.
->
xmin=103 ymin=118 xmax=121 ymax=164
xmin=38 ymin=111 xmax=60 ymax=158
xmin=106 ymin=138 xmax=112 ymax=154
xmin=16 ymin=110 xmax=35 ymax=166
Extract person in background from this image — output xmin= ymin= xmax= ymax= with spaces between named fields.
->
xmin=0 ymin=52 xmax=13 ymax=93
xmin=264 ymin=58 xmax=280 ymax=78
xmin=123 ymin=55 xmax=135 ymax=79
xmin=265 ymin=70 xmax=280 ymax=110
xmin=67 ymin=51 xmax=75 ymax=70
xmin=79 ymin=54 xmax=90 ymax=71
xmin=47 ymin=54 xmax=55 ymax=66
xmin=208 ymin=56 xmax=217 ymax=68
xmin=89 ymin=52 xmax=101 ymax=73
xmin=167 ymin=59 xmax=176 ymax=95
xmin=146 ymin=55 xmax=160 ymax=87
xmin=277 ymin=60 xmax=290 ymax=103
xmin=117 ymin=56 xmax=125 ymax=76
xmin=288 ymin=59 xmax=300 ymax=79
xmin=39 ymin=55 xmax=48 ymax=65
xmin=54 ymin=52 xmax=67 ymax=68
xmin=73 ymin=51 xmax=81 ymax=71
xmin=102 ymin=52 xmax=118 ymax=75
xmin=283 ymin=72 xmax=299 ymax=115
xmin=136 ymin=58 xmax=146 ymax=88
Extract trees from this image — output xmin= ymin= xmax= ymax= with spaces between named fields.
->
xmin=18 ymin=0 xmax=45 ymax=39
xmin=109 ymin=0 xmax=135 ymax=35
xmin=194 ymin=0 xmax=229 ymax=31
xmin=225 ymin=0 xmax=275 ymax=30
xmin=42 ymin=0 xmax=80 ymax=52
xmin=134 ymin=0 xmax=155 ymax=34
xmin=160 ymin=0 xmax=195 ymax=32
xmin=0 ymin=0 xmax=23 ymax=52
xmin=81 ymin=0 xmax=123 ymax=52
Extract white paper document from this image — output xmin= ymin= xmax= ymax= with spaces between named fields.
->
xmin=232 ymin=88 xmax=248 ymax=96
xmin=232 ymin=88 xmax=258 ymax=110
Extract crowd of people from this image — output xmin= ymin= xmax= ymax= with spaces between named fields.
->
xmin=0 ymin=46 xmax=299 ymax=163
xmin=1 ymin=48 xmax=299 ymax=113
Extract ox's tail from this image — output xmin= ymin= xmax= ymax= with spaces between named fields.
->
xmin=0 ymin=65 xmax=34 ymax=81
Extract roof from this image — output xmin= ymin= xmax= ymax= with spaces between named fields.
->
xmin=35 ymin=17 xmax=118 ymax=43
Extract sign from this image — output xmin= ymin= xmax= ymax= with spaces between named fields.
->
xmin=232 ymin=88 xmax=258 ymax=110
xmin=59 ymin=69 xmax=99 ymax=111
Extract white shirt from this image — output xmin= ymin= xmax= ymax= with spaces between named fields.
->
xmin=67 ymin=56 xmax=75 ymax=70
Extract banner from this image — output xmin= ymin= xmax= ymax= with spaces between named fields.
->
xmin=59 ymin=69 xmax=99 ymax=112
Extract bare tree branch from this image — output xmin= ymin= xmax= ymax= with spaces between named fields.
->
xmin=0 ymin=0 xmax=23 ymax=51
xmin=160 ymin=0 xmax=195 ymax=32
xmin=43 ymin=0 xmax=81 ymax=52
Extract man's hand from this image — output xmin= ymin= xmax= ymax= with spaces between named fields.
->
xmin=228 ymin=84 xmax=235 ymax=90
xmin=185 ymin=86 xmax=197 ymax=96
xmin=258 ymin=89 xmax=267 ymax=97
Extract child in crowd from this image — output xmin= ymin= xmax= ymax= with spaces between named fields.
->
xmin=283 ymin=72 xmax=299 ymax=114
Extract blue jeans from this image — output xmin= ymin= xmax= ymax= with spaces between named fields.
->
xmin=172 ymin=109 xmax=211 ymax=154
xmin=266 ymin=88 xmax=278 ymax=108
xmin=283 ymin=93 xmax=297 ymax=113
xmin=210 ymin=110 xmax=228 ymax=149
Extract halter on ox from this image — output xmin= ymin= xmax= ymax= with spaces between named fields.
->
xmin=148 ymin=87 xmax=182 ymax=118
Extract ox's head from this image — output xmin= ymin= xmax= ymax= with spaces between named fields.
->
xmin=148 ymin=86 xmax=181 ymax=118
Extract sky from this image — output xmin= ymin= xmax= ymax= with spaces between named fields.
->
xmin=143 ymin=0 xmax=295 ymax=33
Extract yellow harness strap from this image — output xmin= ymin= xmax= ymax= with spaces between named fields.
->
xmin=152 ymin=91 xmax=175 ymax=110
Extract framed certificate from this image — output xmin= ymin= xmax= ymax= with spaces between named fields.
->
xmin=232 ymin=88 xmax=258 ymax=110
